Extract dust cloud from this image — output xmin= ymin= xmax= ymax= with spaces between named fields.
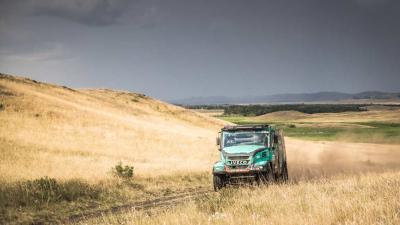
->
xmin=285 ymin=138 xmax=400 ymax=182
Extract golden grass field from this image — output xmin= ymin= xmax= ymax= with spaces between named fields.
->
xmin=80 ymin=135 xmax=400 ymax=225
xmin=83 ymin=171 xmax=400 ymax=225
xmin=1 ymin=73 xmax=400 ymax=224
xmin=80 ymin=136 xmax=400 ymax=225
xmin=0 ymin=74 xmax=228 ymax=183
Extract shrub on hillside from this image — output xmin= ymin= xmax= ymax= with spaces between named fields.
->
xmin=112 ymin=162 xmax=134 ymax=180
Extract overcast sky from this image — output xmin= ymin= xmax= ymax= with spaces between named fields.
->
xmin=0 ymin=0 xmax=399 ymax=100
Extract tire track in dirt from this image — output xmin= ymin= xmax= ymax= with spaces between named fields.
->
xmin=66 ymin=188 xmax=212 ymax=224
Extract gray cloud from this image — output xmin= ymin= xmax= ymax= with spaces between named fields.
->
xmin=1 ymin=0 xmax=400 ymax=100
xmin=30 ymin=0 xmax=132 ymax=26
xmin=354 ymin=0 xmax=390 ymax=6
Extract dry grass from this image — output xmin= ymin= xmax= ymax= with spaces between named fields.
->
xmin=1 ymin=73 xmax=400 ymax=184
xmin=193 ymin=109 xmax=225 ymax=117
xmin=81 ymin=171 xmax=400 ymax=225
xmin=2 ymin=74 xmax=398 ymax=184
xmin=0 ymin=74 xmax=228 ymax=182
xmin=0 ymin=74 xmax=229 ymax=223
xmin=2 ymin=73 xmax=400 ymax=224
xmin=255 ymin=109 xmax=400 ymax=123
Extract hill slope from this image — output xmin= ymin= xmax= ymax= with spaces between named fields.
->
xmin=0 ymin=73 xmax=227 ymax=182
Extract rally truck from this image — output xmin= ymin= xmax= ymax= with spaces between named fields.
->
xmin=212 ymin=124 xmax=288 ymax=191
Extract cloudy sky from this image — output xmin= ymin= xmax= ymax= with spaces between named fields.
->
xmin=0 ymin=0 xmax=399 ymax=100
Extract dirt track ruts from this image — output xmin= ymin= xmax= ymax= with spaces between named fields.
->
xmin=65 ymin=188 xmax=212 ymax=224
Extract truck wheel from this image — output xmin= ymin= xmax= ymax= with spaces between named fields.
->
xmin=257 ymin=164 xmax=274 ymax=185
xmin=281 ymin=162 xmax=289 ymax=182
xmin=213 ymin=175 xmax=225 ymax=191
xmin=265 ymin=164 xmax=275 ymax=184
xmin=256 ymin=173 xmax=267 ymax=185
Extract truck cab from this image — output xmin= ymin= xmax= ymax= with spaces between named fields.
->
xmin=212 ymin=124 xmax=288 ymax=191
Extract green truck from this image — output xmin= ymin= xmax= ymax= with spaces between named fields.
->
xmin=212 ymin=124 xmax=288 ymax=191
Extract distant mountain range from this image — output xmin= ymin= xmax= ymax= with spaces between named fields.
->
xmin=172 ymin=91 xmax=400 ymax=105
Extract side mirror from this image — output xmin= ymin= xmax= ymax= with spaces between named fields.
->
xmin=216 ymin=137 xmax=221 ymax=151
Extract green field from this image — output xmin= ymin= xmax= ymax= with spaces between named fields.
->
xmin=218 ymin=116 xmax=400 ymax=144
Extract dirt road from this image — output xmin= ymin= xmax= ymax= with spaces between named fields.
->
xmin=66 ymin=188 xmax=212 ymax=224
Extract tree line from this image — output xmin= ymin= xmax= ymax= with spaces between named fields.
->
xmin=184 ymin=104 xmax=372 ymax=116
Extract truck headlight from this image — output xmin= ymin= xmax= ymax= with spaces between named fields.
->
xmin=254 ymin=151 xmax=267 ymax=159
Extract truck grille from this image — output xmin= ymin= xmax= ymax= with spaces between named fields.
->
xmin=228 ymin=165 xmax=248 ymax=169
xmin=227 ymin=155 xmax=250 ymax=161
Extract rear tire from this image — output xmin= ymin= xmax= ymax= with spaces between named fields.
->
xmin=213 ymin=175 xmax=225 ymax=191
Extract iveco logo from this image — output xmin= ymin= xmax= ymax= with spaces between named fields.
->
xmin=230 ymin=160 xmax=247 ymax=165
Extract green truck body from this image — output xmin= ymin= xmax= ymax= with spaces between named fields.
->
xmin=212 ymin=124 xmax=288 ymax=191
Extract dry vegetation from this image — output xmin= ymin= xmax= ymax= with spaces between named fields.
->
xmin=82 ymin=171 xmax=400 ymax=225
xmin=0 ymin=73 xmax=227 ymax=182
xmin=0 ymin=73 xmax=230 ymax=224
xmin=1 ymin=73 xmax=400 ymax=224
xmin=192 ymin=109 xmax=225 ymax=117
xmin=80 ymin=137 xmax=400 ymax=224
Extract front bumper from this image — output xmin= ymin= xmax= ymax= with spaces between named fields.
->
xmin=213 ymin=164 xmax=267 ymax=175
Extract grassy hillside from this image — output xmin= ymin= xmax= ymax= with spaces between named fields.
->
xmin=1 ymin=73 xmax=400 ymax=224
xmin=0 ymin=73 xmax=229 ymax=224
xmin=0 ymin=73 xmax=227 ymax=182
xmin=83 ymin=171 xmax=400 ymax=225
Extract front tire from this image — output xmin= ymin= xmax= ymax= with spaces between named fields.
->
xmin=257 ymin=164 xmax=275 ymax=185
xmin=213 ymin=175 xmax=225 ymax=191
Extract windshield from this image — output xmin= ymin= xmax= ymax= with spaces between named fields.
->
xmin=222 ymin=131 xmax=269 ymax=148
